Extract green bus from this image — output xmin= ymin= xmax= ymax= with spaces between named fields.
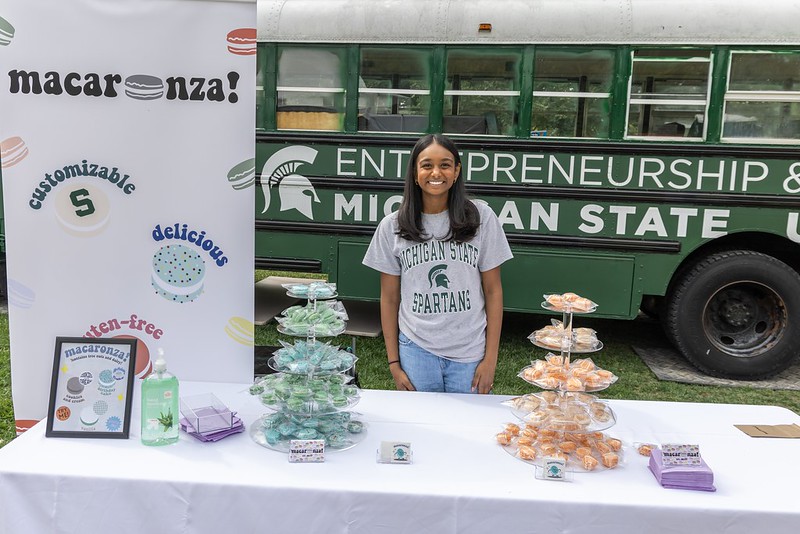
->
xmin=255 ymin=0 xmax=800 ymax=379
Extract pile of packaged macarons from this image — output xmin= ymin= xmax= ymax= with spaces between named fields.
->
xmin=250 ymin=281 xmax=367 ymax=452
xmin=255 ymin=411 xmax=365 ymax=450
xmin=282 ymin=281 xmax=337 ymax=300
xmin=276 ymin=300 xmax=348 ymax=337
xmin=502 ymin=390 xmax=616 ymax=432
xmin=251 ymin=373 xmax=360 ymax=414
xmin=496 ymin=423 xmax=623 ymax=472
xmin=250 ymin=371 xmax=367 ymax=451
xmin=269 ymin=339 xmax=357 ymax=375
xmin=519 ymin=354 xmax=618 ymax=392
xmin=529 ymin=320 xmax=601 ymax=352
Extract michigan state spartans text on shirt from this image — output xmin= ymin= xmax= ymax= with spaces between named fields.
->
xmin=400 ymin=240 xmax=477 ymax=314
xmin=363 ymin=201 xmax=513 ymax=361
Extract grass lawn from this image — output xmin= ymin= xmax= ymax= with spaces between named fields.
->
xmin=1 ymin=272 xmax=798 ymax=448
xmin=1 ymin=313 xmax=12 ymax=448
xmin=255 ymin=310 xmax=800 ymax=412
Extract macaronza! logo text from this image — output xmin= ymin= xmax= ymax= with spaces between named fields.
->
xmin=8 ymin=70 xmax=242 ymax=103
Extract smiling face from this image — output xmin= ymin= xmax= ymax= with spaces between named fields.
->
xmin=415 ymin=142 xmax=461 ymax=212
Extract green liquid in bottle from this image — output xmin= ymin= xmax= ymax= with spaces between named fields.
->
xmin=141 ymin=352 xmax=179 ymax=446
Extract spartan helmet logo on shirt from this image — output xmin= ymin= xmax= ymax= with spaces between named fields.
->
xmin=428 ymin=264 xmax=450 ymax=289
xmin=260 ymin=145 xmax=320 ymax=220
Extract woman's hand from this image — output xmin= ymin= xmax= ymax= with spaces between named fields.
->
xmin=391 ymin=365 xmax=416 ymax=391
xmin=472 ymin=358 xmax=496 ymax=394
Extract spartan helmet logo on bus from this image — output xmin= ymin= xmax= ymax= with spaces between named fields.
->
xmin=260 ymin=145 xmax=320 ymax=220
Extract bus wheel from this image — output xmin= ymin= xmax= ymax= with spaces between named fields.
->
xmin=664 ymin=250 xmax=800 ymax=379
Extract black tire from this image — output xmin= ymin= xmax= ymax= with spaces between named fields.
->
xmin=664 ymin=250 xmax=800 ymax=379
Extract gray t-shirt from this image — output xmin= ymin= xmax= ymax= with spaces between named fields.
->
xmin=363 ymin=201 xmax=513 ymax=362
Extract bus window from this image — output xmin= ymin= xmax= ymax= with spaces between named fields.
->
xmin=627 ymin=50 xmax=711 ymax=140
xmin=723 ymin=51 xmax=800 ymax=142
xmin=531 ymin=49 xmax=613 ymax=138
xmin=444 ymin=49 xmax=521 ymax=136
xmin=358 ymin=48 xmax=431 ymax=133
xmin=256 ymin=47 xmax=265 ymax=130
xmin=276 ymin=47 xmax=346 ymax=131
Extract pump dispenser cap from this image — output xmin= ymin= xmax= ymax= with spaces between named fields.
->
xmin=153 ymin=348 xmax=167 ymax=373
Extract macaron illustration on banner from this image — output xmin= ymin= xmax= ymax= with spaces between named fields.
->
xmin=227 ymin=158 xmax=255 ymax=190
xmin=7 ymin=279 xmax=35 ymax=309
xmin=15 ymin=420 xmax=38 ymax=433
xmin=124 ymin=74 xmax=165 ymax=100
xmin=0 ymin=15 xmax=14 ymax=46
xmin=151 ymin=244 xmax=207 ymax=303
xmin=113 ymin=334 xmax=153 ymax=379
xmin=226 ymin=28 xmax=256 ymax=55
xmin=54 ymin=183 xmax=111 ymax=237
xmin=1 ymin=136 xmax=29 ymax=168
xmin=225 ymin=316 xmax=254 ymax=346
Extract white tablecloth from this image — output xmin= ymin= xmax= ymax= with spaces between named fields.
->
xmin=1 ymin=382 xmax=798 ymax=534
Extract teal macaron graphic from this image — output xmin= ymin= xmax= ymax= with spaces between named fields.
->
xmin=151 ymin=244 xmax=206 ymax=303
xmin=124 ymin=75 xmax=165 ymax=100
xmin=98 ymin=369 xmax=115 ymax=388
xmin=0 ymin=16 xmax=14 ymax=46
xmin=227 ymin=158 xmax=255 ymax=190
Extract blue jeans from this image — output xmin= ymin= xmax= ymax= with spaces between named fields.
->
xmin=398 ymin=331 xmax=481 ymax=393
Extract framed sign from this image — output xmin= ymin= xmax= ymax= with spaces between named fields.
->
xmin=46 ymin=337 xmax=138 ymax=438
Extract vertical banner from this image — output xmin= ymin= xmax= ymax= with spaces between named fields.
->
xmin=0 ymin=0 xmax=256 ymax=432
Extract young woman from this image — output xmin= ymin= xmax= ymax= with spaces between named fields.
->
xmin=363 ymin=134 xmax=513 ymax=393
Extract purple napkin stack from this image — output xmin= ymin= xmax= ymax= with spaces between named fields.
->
xmin=648 ymin=449 xmax=716 ymax=492
xmin=179 ymin=414 xmax=245 ymax=442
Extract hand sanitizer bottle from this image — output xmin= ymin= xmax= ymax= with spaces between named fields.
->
xmin=141 ymin=349 xmax=179 ymax=446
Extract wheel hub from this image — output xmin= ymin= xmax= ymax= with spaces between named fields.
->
xmin=720 ymin=299 xmax=752 ymax=327
xmin=704 ymin=282 xmax=784 ymax=357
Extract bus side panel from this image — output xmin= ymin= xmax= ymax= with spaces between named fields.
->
xmin=337 ymin=241 xmax=380 ymax=300
xmin=255 ymin=231 xmax=338 ymax=273
xmin=502 ymin=250 xmax=637 ymax=318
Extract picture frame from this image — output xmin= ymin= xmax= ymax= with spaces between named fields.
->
xmin=45 ymin=336 xmax=138 ymax=439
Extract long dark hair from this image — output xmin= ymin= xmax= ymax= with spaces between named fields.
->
xmin=396 ymin=134 xmax=479 ymax=242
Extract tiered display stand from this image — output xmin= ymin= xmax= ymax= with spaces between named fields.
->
xmin=497 ymin=294 xmax=623 ymax=472
xmin=249 ymin=282 xmax=367 ymax=452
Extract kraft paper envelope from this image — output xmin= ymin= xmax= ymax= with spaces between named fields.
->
xmin=734 ymin=424 xmax=800 ymax=438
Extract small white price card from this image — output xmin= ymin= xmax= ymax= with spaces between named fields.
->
xmin=377 ymin=441 xmax=412 ymax=464
xmin=535 ymin=457 xmax=573 ymax=482
xmin=289 ymin=439 xmax=325 ymax=463
xmin=661 ymin=444 xmax=701 ymax=466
